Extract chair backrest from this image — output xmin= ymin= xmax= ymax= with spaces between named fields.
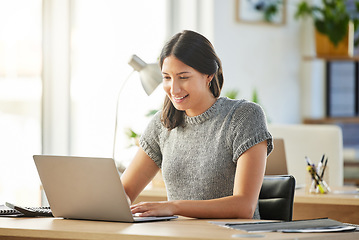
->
xmin=265 ymin=138 xmax=288 ymax=175
xmin=268 ymin=124 xmax=343 ymax=187
xmin=259 ymin=175 xmax=296 ymax=221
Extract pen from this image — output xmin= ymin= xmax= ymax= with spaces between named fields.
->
xmin=306 ymin=165 xmax=325 ymax=194
xmin=315 ymin=155 xmax=324 ymax=193
xmin=305 ymin=156 xmax=311 ymax=166
xmin=311 ymin=162 xmax=329 ymax=193
xmin=317 ymin=154 xmax=325 ymax=176
xmin=313 ymin=169 xmax=328 ymax=193
xmin=305 ymin=157 xmax=317 ymax=192
xmin=320 ymin=157 xmax=328 ymax=179
xmin=320 ymin=157 xmax=331 ymax=192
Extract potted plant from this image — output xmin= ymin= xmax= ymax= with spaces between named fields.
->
xmin=295 ymin=0 xmax=359 ymax=56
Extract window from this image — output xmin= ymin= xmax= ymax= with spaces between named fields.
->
xmin=70 ymin=0 xmax=167 ymax=168
xmin=0 ymin=0 xmax=42 ymax=205
xmin=0 ymin=0 xmax=167 ymax=206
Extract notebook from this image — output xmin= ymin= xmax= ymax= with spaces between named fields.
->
xmin=223 ymin=218 xmax=357 ymax=233
xmin=265 ymin=138 xmax=288 ymax=175
xmin=33 ymin=155 xmax=177 ymax=223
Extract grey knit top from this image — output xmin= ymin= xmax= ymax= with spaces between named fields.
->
xmin=139 ymin=97 xmax=273 ymax=219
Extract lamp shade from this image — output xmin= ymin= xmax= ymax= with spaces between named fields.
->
xmin=128 ymin=54 xmax=162 ymax=95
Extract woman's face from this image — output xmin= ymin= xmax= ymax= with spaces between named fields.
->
xmin=162 ymin=55 xmax=215 ymax=117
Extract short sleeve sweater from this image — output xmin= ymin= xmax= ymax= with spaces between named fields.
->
xmin=139 ymin=97 xmax=273 ymax=219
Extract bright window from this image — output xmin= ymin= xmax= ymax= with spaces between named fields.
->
xmin=70 ymin=0 xmax=167 ymax=168
xmin=0 ymin=0 xmax=168 ymax=206
xmin=0 ymin=0 xmax=42 ymax=206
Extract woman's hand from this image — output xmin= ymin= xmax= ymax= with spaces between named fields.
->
xmin=131 ymin=201 xmax=177 ymax=217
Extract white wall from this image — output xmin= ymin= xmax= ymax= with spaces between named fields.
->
xmin=169 ymin=0 xmax=325 ymax=124
xmin=212 ymin=0 xmax=302 ymax=124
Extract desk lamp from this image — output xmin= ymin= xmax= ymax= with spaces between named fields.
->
xmin=113 ymin=55 xmax=162 ymax=172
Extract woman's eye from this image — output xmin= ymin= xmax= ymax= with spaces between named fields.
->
xmin=179 ymin=76 xmax=189 ymax=80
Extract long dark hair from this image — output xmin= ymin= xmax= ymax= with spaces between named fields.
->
xmin=160 ymin=30 xmax=224 ymax=130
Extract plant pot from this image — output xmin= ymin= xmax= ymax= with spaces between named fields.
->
xmin=315 ymin=23 xmax=354 ymax=57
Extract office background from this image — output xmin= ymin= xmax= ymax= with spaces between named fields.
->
xmin=0 ymin=0 xmax=358 ymax=206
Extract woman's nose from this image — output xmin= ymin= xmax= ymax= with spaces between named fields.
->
xmin=170 ymin=80 xmax=181 ymax=95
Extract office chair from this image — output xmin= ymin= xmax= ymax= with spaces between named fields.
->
xmin=258 ymin=175 xmax=296 ymax=221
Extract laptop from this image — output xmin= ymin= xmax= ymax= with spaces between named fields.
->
xmin=33 ymin=155 xmax=177 ymax=222
xmin=265 ymin=138 xmax=288 ymax=175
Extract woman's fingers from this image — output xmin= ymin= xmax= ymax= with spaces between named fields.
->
xmin=130 ymin=201 xmax=175 ymax=217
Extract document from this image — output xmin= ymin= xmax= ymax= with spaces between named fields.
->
xmin=211 ymin=218 xmax=357 ymax=233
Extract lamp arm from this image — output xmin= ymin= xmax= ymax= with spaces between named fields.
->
xmin=113 ymin=70 xmax=135 ymax=172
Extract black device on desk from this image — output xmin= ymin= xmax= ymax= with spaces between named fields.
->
xmin=3 ymin=202 xmax=53 ymax=217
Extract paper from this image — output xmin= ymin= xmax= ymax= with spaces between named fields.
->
xmin=280 ymin=225 xmax=356 ymax=233
xmin=211 ymin=218 xmax=357 ymax=233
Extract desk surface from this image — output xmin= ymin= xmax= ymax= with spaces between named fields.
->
xmin=293 ymin=187 xmax=359 ymax=224
xmin=0 ymin=217 xmax=358 ymax=240
xmin=294 ymin=187 xmax=359 ymax=206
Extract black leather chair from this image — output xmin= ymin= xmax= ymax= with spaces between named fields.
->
xmin=258 ymin=175 xmax=296 ymax=221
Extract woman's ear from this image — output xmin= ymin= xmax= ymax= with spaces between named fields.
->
xmin=207 ymin=74 xmax=215 ymax=84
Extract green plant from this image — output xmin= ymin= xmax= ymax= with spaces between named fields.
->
xmin=125 ymin=109 xmax=159 ymax=147
xmin=251 ymin=0 xmax=284 ymax=23
xmin=125 ymin=128 xmax=140 ymax=147
xmin=224 ymin=88 xmax=260 ymax=104
xmin=225 ymin=89 xmax=240 ymax=99
xmin=252 ymin=89 xmax=259 ymax=104
xmin=125 ymin=128 xmax=140 ymax=139
xmin=295 ymin=0 xmax=359 ymax=46
xmin=145 ymin=109 xmax=159 ymax=117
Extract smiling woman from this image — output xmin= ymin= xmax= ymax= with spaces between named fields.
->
xmin=160 ymin=30 xmax=223 ymax=130
xmin=121 ymin=30 xmax=273 ymax=220
xmin=162 ymin=56 xmax=216 ymax=117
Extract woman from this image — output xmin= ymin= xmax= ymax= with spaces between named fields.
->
xmin=121 ymin=30 xmax=273 ymax=219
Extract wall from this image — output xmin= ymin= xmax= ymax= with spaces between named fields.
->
xmin=213 ymin=0 xmax=303 ymax=124
xmin=169 ymin=0 xmax=324 ymax=124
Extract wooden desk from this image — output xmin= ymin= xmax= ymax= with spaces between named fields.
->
xmin=0 ymin=217 xmax=358 ymax=240
xmin=293 ymin=188 xmax=359 ymax=224
xmin=136 ymin=186 xmax=359 ymax=224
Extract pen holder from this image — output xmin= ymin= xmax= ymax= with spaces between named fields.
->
xmin=305 ymin=166 xmax=330 ymax=194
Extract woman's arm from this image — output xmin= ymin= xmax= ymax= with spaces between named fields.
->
xmin=131 ymin=140 xmax=268 ymax=219
xmin=121 ymin=148 xmax=160 ymax=203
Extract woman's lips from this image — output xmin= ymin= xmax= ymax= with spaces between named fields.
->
xmin=172 ymin=94 xmax=189 ymax=103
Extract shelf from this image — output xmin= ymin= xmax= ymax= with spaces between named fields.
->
xmin=302 ymin=56 xmax=359 ymax=117
xmin=304 ymin=55 xmax=359 ymax=61
xmin=303 ymin=117 xmax=359 ymax=124
xmin=344 ymin=161 xmax=359 ymax=167
xmin=344 ymin=178 xmax=359 ymax=186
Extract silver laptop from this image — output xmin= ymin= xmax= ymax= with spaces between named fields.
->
xmin=265 ymin=138 xmax=288 ymax=175
xmin=33 ymin=155 xmax=177 ymax=222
